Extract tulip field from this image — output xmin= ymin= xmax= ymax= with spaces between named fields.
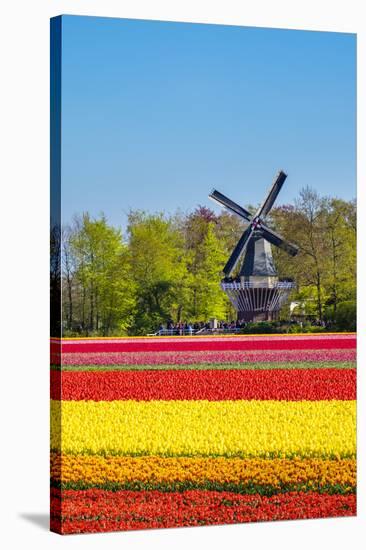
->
xmin=50 ymin=333 xmax=356 ymax=534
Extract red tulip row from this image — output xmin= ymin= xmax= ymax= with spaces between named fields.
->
xmin=51 ymin=367 xmax=356 ymax=401
xmin=60 ymin=337 xmax=356 ymax=354
xmin=50 ymin=488 xmax=356 ymax=534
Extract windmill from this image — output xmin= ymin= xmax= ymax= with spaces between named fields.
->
xmin=209 ymin=170 xmax=299 ymax=322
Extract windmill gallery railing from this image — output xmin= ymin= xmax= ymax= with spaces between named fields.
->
xmin=221 ymin=279 xmax=296 ymax=317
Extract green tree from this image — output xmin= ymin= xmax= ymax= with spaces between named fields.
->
xmin=127 ymin=211 xmax=189 ymax=334
xmin=184 ymin=209 xmax=229 ymax=321
xmin=322 ymin=198 xmax=356 ymax=313
xmin=64 ymin=213 xmax=135 ymax=335
xmin=271 ymin=189 xmax=356 ymax=326
xmin=188 ymin=223 xmax=228 ymax=320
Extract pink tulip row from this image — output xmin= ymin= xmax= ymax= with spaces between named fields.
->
xmin=59 ymin=333 xmax=355 ymax=346
xmin=60 ymin=348 xmax=355 ymax=366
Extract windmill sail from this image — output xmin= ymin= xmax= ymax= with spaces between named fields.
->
xmin=257 ymin=171 xmax=287 ymax=219
xmin=209 ymin=189 xmax=252 ymax=221
xmin=223 ymin=225 xmax=254 ymax=276
xmin=259 ymin=225 xmax=299 ymax=256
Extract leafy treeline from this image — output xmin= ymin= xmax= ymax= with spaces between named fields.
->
xmin=271 ymin=188 xmax=356 ymax=328
xmin=60 ymin=187 xmax=356 ymax=335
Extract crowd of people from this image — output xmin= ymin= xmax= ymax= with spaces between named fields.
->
xmin=156 ymin=320 xmax=248 ymax=335
xmin=155 ymin=317 xmax=330 ymax=335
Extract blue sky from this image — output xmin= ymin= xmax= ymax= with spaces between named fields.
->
xmin=60 ymin=15 xmax=356 ymax=230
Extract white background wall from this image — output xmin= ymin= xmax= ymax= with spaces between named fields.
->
xmin=0 ymin=1 xmax=364 ymax=548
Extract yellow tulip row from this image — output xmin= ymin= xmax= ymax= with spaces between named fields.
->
xmin=50 ymin=452 xmax=356 ymax=486
xmin=50 ymin=399 xmax=356 ymax=458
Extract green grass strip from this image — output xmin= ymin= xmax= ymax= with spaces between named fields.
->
xmin=51 ymin=361 xmax=356 ymax=371
xmin=51 ymin=479 xmax=355 ymax=496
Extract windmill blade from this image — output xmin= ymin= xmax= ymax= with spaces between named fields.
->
xmin=260 ymin=224 xmax=299 ymax=256
xmin=223 ymin=225 xmax=255 ymax=276
xmin=257 ymin=171 xmax=287 ymax=219
xmin=209 ymin=189 xmax=252 ymax=221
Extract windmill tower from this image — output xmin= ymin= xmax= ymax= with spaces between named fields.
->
xmin=209 ymin=171 xmax=299 ymax=322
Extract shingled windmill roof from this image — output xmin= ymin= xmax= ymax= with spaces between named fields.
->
xmin=239 ymin=232 xmax=277 ymax=277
